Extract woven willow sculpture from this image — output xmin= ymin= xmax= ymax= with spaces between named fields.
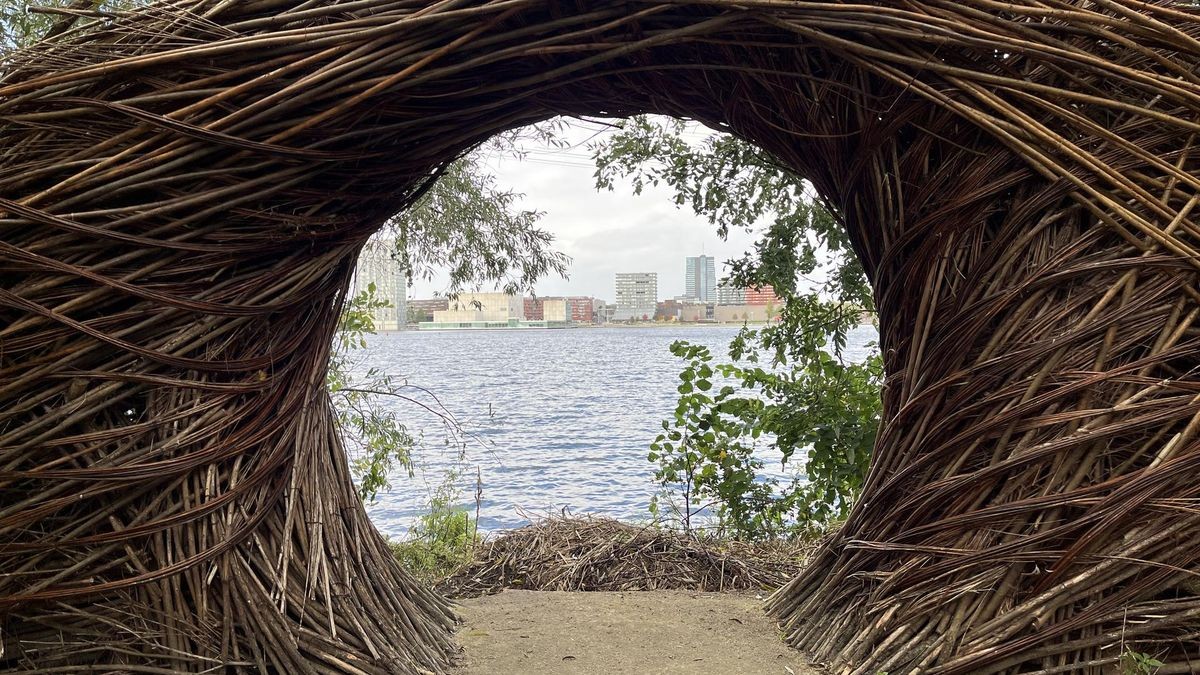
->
xmin=2 ymin=0 xmax=1199 ymax=672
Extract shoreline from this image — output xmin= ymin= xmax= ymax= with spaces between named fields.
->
xmin=377 ymin=321 xmax=800 ymax=333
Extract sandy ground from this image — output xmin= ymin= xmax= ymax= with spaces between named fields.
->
xmin=453 ymin=590 xmax=820 ymax=674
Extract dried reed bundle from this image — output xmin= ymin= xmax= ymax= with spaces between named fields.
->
xmin=438 ymin=517 xmax=810 ymax=597
xmin=2 ymin=0 xmax=1200 ymax=672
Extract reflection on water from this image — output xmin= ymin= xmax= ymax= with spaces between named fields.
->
xmin=358 ymin=324 xmax=877 ymax=537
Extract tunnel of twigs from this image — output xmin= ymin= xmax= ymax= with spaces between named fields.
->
xmin=2 ymin=0 xmax=1200 ymax=673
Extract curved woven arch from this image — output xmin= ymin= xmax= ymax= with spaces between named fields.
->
xmin=2 ymin=1 xmax=1199 ymax=672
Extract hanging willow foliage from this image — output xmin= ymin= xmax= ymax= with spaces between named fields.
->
xmin=2 ymin=0 xmax=1199 ymax=673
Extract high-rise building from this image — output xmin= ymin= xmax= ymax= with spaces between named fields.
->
xmin=351 ymin=239 xmax=406 ymax=330
xmin=685 ymin=255 xmax=717 ymax=301
xmin=614 ymin=272 xmax=658 ymax=320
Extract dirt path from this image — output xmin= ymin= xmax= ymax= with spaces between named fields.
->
xmin=453 ymin=590 xmax=820 ymax=674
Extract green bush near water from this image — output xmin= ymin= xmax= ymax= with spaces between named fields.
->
xmin=388 ymin=475 xmax=477 ymax=584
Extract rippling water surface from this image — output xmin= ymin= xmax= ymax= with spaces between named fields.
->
xmin=359 ymin=324 xmax=876 ymax=537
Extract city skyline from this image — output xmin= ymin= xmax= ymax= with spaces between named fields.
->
xmin=403 ymin=260 xmax=779 ymax=307
xmin=362 ymin=246 xmax=784 ymax=327
xmin=404 ymin=118 xmax=760 ymax=301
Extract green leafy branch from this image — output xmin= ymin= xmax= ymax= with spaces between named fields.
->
xmin=328 ymin=284 xmax=473 ymax=502
xmin=593 ymin=116 xmax=883 ymax=536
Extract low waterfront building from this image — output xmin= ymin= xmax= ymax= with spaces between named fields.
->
xmin=419 ymin=318 xmax=572 ymax=330
xmin=713 ymin=304 xmax=777 ymax=323
xmin=407 ymin=297 xmax=449 ymax=323
xmin=613 ymin=308 xmax=655 ymax=322
xmin=421 ymin=292 xmax=574 ymax=330
xmin=432 ymin=292 xmax=523 ymax=323
xmin=677 ymin=302 xmax=715 ymax=323
xmin=655 ymin=298 xmax=695 ymax=321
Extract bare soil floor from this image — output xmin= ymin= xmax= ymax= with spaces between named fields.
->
xmin=453 ymin=589 xmax=820 ymax=674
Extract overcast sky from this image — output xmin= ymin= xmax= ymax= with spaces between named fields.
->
xmin=406 ymin=117 xmax=762 ymax=302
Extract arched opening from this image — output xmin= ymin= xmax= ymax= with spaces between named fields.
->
xmin=2 ymin=2 xmax=1198 ymax=673
xmin=357 ymin=115 xmax=867 ymax=542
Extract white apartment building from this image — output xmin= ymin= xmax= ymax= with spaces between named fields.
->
xmin=614 ymin=272 xmax=658 ymax=320
xmin=716 ymin=282 xmax=746 ymax=305
xmin=351 ymin=238 xmax=407 ymax=330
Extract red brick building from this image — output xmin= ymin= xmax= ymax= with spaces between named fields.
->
xmin=563 ymin=297 xmax=594 ymax=322
xmin=744 ymin=285 xmax=780 ymax=306
xmin=525 ymin=296 xmax=594 ymax=322
xmin=523 ymin=297 xmax=544 ymax=320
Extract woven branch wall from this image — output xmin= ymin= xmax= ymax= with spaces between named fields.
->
xmin=2 ymin=1 xmax=1199 ymax=673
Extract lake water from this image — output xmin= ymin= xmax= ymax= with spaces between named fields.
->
xmin=357 ymin=324 xmax=877 ymax=538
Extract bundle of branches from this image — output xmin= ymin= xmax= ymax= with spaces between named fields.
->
xmin=439 ymin=517 xmax=810 ymax=597
xmin=3 ymin=0 xmax=1200 ymax=673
